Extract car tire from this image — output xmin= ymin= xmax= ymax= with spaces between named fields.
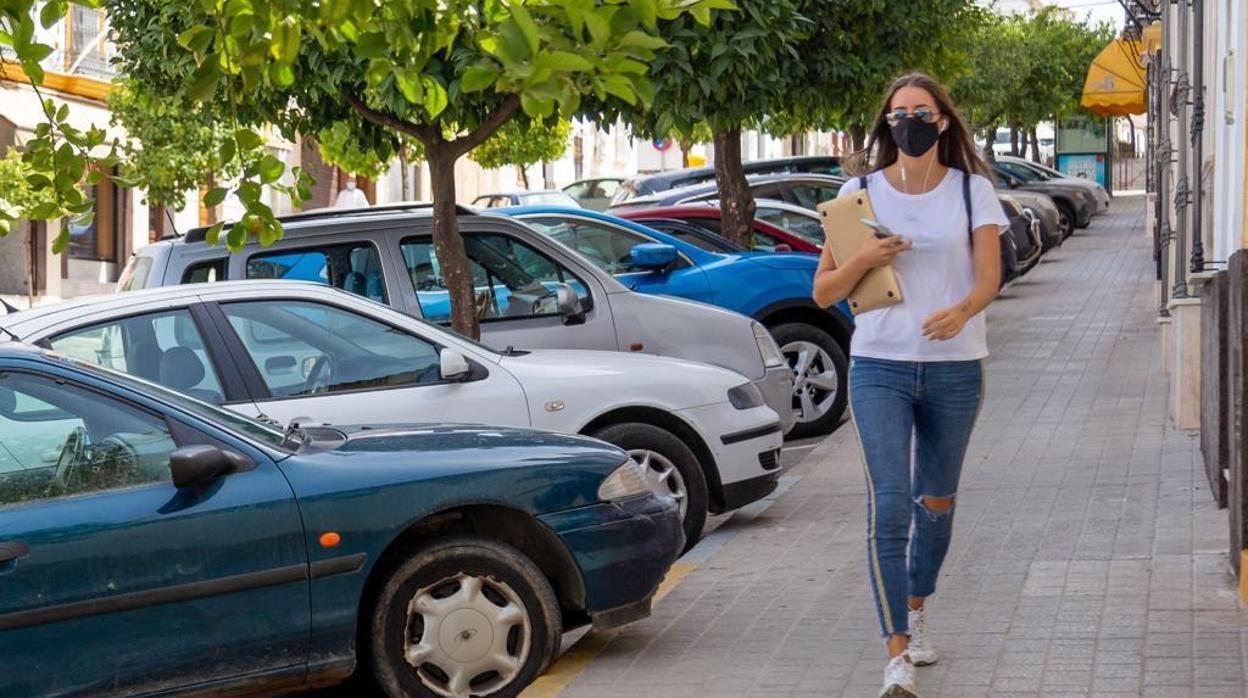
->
xmin=1055 ymin=200 xmax=1076 ymax=238
xmin=771 ymin=322 xmax=849 ymax=439
xmin=590 ymin=422 xmax=708 ymax=552
xmin=369 ymin=536 xmax=562 ymax=698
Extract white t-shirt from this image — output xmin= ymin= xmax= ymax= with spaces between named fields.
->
xmin=836 ymin=168 xmax=1009 ymax=362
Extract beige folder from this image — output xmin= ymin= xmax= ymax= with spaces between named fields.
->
xmin=816 ymin=191 xmax=903 ymax=314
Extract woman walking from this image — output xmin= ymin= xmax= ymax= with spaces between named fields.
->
xmin=813 ymin=73 xmax=1007 ymax=697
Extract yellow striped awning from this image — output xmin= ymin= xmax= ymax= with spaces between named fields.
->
xmin=1081 ymin=38 xmax=1147 ymax=116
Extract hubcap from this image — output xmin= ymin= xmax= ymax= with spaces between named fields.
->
xmin=781 ymin=340 xmax=839 ymax=425
xmin=403 ymin=573 xmax=531 ymax=697
xmin=629 ymin=448 xmax=688 ymax=519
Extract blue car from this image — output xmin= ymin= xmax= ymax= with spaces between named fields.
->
xmin=0 ymin=342 xmax=681 ymax=697
xmin=493 ymin=206 xmax=854 ymax=437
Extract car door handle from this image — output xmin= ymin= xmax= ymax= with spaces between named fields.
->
xmin=0 ymin=541 xmax=29 ymax=573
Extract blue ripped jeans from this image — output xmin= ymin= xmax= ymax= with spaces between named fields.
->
xmin=849 ymin=357 xmax=984 ymax=638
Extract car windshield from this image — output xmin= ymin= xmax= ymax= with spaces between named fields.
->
xmin=998 ymin=162 xmax=1042 ymax=183
xmin=521 ymin=192 xmax=579 ymax=206
xmin=755 ymin=207 xmax=825 ymax=244
xmin=56 ymin=354 xmax=289 ymax=450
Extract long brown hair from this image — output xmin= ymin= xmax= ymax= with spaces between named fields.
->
xmin=845 ymin=72 xmax=989 ymax=178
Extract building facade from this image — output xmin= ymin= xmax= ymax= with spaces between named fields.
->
xmin=1139 ymin=0 xmax=1247 ymax=429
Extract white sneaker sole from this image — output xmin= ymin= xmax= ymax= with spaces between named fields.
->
xmin=880 ymin=684 xmax=919 ymax=698
xmin=908 ymin=650 xmax=938 ymax=666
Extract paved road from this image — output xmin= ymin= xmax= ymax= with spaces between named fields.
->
xmin=550 ymin=194 xmax=1248 ymax=698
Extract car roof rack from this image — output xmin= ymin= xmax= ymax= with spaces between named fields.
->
xmin=174 ymin=201 xmax=478 ymax=244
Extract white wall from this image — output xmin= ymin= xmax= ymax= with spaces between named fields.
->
xmin=1210 ymin=0 xmax=1245 ymax=264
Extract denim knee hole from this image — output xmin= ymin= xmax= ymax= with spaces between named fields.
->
xmin=917 ymin=494 xmax=956 ymax=521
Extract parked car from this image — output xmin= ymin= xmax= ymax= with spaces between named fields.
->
xmin=990 ymin=164 xmax=1097 ymax=234
xmin=608 ymin=173 xmax=846 ymax=214
xmin=999 ymin=194 xmax=1043 ymax=273
xmin=616 ymin=202 xmax=818 ymax=254
xmin=563 ymin=177 xmax=624 ymax=211
xmin=6 ymin=281 xmax=785 ymax=547
xmin=493 ymin=205 xmax=855 ymax=437
xmin=997 ymin=155 xmax=1110 ymax=213
xmin=626 ymin=201 xmax=1020 ymax=290
xmin=612 ymin=156 xmax=843 ymax=205
xmin=998 ymin=188 xmax=1063 ymax=252
xmin=0 ymin=340 xmax=682 ymax=697
xmin=117 ymin=203 xmax=794 ymax=439
xmin=473 ymin=190 xmax=582 ymax=208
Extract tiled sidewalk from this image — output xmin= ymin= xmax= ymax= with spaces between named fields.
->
xmin=554 ymin=195 xmax=1247 ymax=697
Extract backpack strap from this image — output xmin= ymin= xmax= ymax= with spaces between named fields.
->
xmin=858 ymin=175 xmax=868 ymax=193
xmin=961 ymin=169 xmax=973 ymax=242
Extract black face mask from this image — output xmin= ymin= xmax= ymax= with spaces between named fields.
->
xmin=890 ymin=116 xmax=942 ymax=158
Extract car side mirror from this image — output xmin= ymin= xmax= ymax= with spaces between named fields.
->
xmin=630 ymin=243 xmax=678 ymax=272
xmin=554 ymin=283 xmax=586 ymax=326
xmin=439 ymin=348 xmax=473 ymax=382
xmin=170 ymin=445 xmax=246 ymax=488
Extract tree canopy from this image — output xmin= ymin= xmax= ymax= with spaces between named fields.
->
xmin=101 ymin=0 xmax=724 ymax=338
xmin=469 ymin=117 xmax=572 ymax=187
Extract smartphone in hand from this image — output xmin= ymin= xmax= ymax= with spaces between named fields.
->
xmin=861 ymin=218 xmax=894 ymax=240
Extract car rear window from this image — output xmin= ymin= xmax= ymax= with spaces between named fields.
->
xmin=183 ymin=258 xmax=227 ymax=284
xmin=116 ymin=256 xmax=153 ymax=292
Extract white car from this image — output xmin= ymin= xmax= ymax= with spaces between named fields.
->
xmin=3 ymin=281 xmax=784 ymax=547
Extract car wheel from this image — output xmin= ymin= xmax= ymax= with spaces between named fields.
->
xmin=1055 ymin=201 xmax=1076 ymax=238
xmin=771 ymin=323 xmax=848 ymax=438
xmin=591 ymin=422 xmax=708 ymax=552
xmin=369 ymin=536 xmax=561 ymax=698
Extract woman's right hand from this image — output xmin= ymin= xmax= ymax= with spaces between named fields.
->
xmin=853 ymin=235 xmax=912 ymax=269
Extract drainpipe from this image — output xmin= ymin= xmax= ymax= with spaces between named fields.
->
xmin=1188 ymin=0 xmax=1206 ymax=273
xmin=1157 ymin=6 xmax=1173 ymax=316
xmin=1171 ymin=0 xmax=1190 ymax=299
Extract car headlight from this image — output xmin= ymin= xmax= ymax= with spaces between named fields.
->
xmin=752 ymin=322 xmax=786 ymax=369
xmin=728 ymin=382 xmax=766 ymax=410
xmin=598 ymin=459 xmax=650 ymax=501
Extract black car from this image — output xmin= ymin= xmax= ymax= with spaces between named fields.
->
xmin=613 ymin=156 xmax=843 ymax=205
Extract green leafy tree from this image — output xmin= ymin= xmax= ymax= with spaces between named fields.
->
xmin=953 ymin=9 xmax=1116 ymax=158
xmin=108 ymin=79 xmax=241 ymax=212
xmin=470 ymin=117 xmax=571 ymax=188
xmin=586 ymin=0 xmax=805 ymax=247
xmin=0 ymin=1 xmax=120 ymax=246
xmin=105 ymin=0 xmax=722 ymax=339
xmin=777 ymin=0 xmax=984 ymax=149
xmin=591 ymin=0 xmax=978 ymax=248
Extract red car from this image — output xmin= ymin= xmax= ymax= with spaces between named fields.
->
xmin=615 ymin=204 xmax=822 ymax=254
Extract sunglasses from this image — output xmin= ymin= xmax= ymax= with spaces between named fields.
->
xmin=884 ymin=108 xmax=941 ymax=126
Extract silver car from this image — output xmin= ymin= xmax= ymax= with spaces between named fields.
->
xmin=117 ymin=203 xmax=796 ymax=433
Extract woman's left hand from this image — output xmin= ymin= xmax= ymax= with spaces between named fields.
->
xmin=922 ymin=306 xmax=971 ymax=341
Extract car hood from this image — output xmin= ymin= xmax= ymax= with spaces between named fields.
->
xmin=745 ymin=252 xmax=821 ymax=271
xmin=1005 ymin=190 xmax=1058 ymax=213
xmin=296 ymin=422 xmax=628 ymax=469
xmin=277 ymin=422 xmax=633 ymax=517
xmin=499 ymin=348 xmax=749 ymax=411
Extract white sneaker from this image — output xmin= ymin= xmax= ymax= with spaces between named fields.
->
xmin=907 ymin=606 xmax=938 ymax=666
xmin=880 ymin=652 xmax=919 ymax=697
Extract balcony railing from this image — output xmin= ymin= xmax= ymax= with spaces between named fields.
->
xmin=0 ymin=4 xmax=115 ymax=82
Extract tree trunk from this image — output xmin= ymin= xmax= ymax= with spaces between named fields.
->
xmin=713 ymin=126 xmax=756 ymax=249
xmin=982 ymin=124 xmax=997 ymax=161
xmin=849 ymin=123 xmax=867 ymax=151
xmin=517 ymin=164 xmax=530 ymax=190
xmin=1029 ymin=129 xmax=1041 ymax=164
xmin=426 ymin=143 xmax=481 ymax=340
xmin=399 ymin=146 xmax=410 ymax=200
xmin=680 ymin=140 xmax=691 ymax=169
xmin=1009 ymin=126 xmax=1020 ymax=156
